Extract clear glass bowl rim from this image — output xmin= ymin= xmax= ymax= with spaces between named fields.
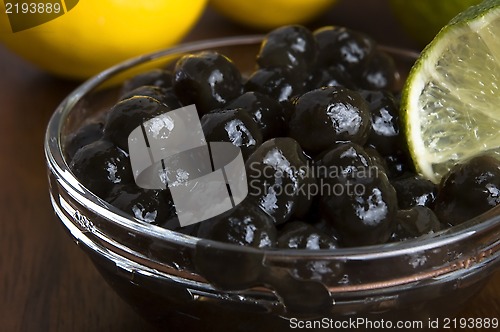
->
xmin=44 ymin=34 xmax=500 ymax=261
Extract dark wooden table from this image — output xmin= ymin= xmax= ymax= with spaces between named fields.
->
xmin=1 ymin=1 xmax=498 ymax=331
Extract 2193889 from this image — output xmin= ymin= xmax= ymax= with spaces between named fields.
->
xmin=442 ymin=317 xmax=498 ymax=329
xmin=5 ymin=2 xmax=62 ymax=14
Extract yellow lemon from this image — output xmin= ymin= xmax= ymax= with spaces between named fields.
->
xmin=0 ymin=0 xmax=207 ymax=79
xmin=209 ymin=0 xmax=337 ymax=30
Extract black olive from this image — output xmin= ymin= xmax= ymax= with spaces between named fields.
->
xmin=360 ymin=90 xmax=403 ymax=157
xmin=196 ymin=200 xmax=277 ymax=248
xmin=355 ymin=50 xmax=399 ymax=91
xmin=225 ymin=91 xmax=286 ymax=139
xmin=104 ymin=96 xmax=170 ymax=152
xmin=245 ymin=137 xmax=316 ymax=224
xmin=434 ymin=155 xmax=500 ymax=226
xmin=288 ymin=86 xmax=371 ymax=154
xmin=257 ymin=25 xmax=317 ymax=77
xmin=105 ymin=183 xmax=176 ymax=226
xmin=173 ymin=51 xmax=243 ymax=115
xmin=318 ymin=142 xmax=377 ymax=182
xmin=119 ymin=86 xmax=182 ymax=110
xmin=65 ymin=121 xmax=104 ymax=161
xmin=391 ymin=174 xmax=437 ymax=209
xmin=319 ymin=143 xmax=397 ymax=246
xmin=120 ymin=68 xmax=173 ymax=94
xmin=391 ymin=206 xmax=441 ymax=241
xmin=321 ymin=173 xmax=397 ymax=247
xmin=69 ymin=140 xmax=134 ymax=198
xmin=313 ymin=26 xmax=375 ymax=73
xmin=244 ymin=67 xmax=303 ymax=103
xmin=201 ymin=108 xmax=263 ymax=159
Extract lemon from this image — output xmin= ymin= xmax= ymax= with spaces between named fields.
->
xmin=401 ymin=0 xmax=500 ymax=183
xmin=389 ymin=0 xmax=482 ymax=46
xmin=0 ymin=0 xmax=207 ymax=79
xmin=209 ymin=0 xmax=337 ymax=30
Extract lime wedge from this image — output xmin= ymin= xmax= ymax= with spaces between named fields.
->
xmin=401 ymin=0 xmax=500 ymax=183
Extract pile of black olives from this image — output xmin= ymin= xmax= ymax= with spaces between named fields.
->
xmin=67 ymin=25 xmax=500 ymax=249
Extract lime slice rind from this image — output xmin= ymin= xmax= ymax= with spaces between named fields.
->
xmin=402 ymin=0 xmax=500 ymax=183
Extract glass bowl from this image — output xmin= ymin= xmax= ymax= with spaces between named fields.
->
xmin=44 ymin=35 xmax=500 ymax=331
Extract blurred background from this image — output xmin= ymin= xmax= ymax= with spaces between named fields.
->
xmin=0 ymin=0 xmax=482 ymax=80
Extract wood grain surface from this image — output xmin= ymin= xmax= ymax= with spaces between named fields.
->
xmin=0 ymin=1 xmax=498 ymax=331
